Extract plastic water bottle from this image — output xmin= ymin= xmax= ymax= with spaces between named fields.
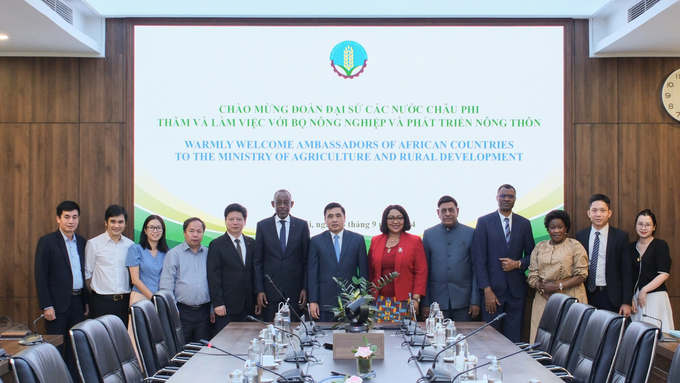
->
xmin=434 ymin=323 xmax=446 ymax=347
xmin=445 ymin=319 xmax=457 ymax=338
xmin=487 ymin=355 xmax=503 ymax=383
xmin=248 ymin=338 xmax=261 ymax=365
xmin=274 ymin=312 xmax=284 ymax=344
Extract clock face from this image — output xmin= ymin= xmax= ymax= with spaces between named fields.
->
xmin=662 ymin=69 xmax=680 ymax=122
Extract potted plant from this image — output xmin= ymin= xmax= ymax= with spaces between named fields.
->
xmin=331 ymin=271 xmax=399 ymax=331
xmin=351 ymin=336 xmax=377 ymax=375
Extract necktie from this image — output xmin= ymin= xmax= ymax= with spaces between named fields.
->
xmin=334 ymin=234 xmax=340 ymax=262
xmin=279 ymin=220 xmax=287 ymax=254
xmin=588 ymin=232 xmax=600 ymax=292
xmin=504 ymin=217 xmax=511 ymax=244
xmin=235 ymin=238 xmax=244 ymax=264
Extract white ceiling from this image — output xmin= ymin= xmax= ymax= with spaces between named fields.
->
xmin=1 ymin=0 xmax=679 ymax=57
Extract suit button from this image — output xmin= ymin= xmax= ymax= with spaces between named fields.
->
xmin=448 ymin=254 xmax=451 ymax=258
xmin=448 ymin=243 xmax=451 ymax=246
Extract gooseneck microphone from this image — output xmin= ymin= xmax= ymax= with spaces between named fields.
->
xmin=247 ymin=315 xmax=309 ymax=363
xmin=449 ymin=342 xmax=540 ymax=382
xmin=265 ymin=274 xmax=314 ymax=344
xmin=200 ymin=339 xmax=303 ymax=383
xmin=423 ymin=312 xmax=507 ymax=382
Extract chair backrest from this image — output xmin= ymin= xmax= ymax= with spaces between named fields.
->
xmin=610 ymin=321 xmax=659 ymax=383
xmin=96 ymin=315 xmax=145 ymax=383
xmin=668 ymin=343 xmax=680 ymax=383
xmin=130 ymin=300 xmax=172 ymax=377
xmin=535 ymin=293 xmax=577 ymax=353
xmin=10 ymin=343 xmax=73 ymax=383
xmin=152 ymin=290 xmax=185 ymax=356
xmin=571 ymin=309 xmax=625 ymax=383
xmin=70 ymin=319 xmax=125 ymax=383
xmin=550 ymin=302 xmax=596 ymax=372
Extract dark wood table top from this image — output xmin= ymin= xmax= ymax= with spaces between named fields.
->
xmin=168 ymin=322 xmax=563 ymax=382
xmin=0 ymin=335 xmax=63 ymax=376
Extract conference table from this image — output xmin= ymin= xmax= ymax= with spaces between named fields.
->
xmin=168 ymin=322 xmax=562 ymax=382
xmin=0 ymin=335 xmax=62 ymax=382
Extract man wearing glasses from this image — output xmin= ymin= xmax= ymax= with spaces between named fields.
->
xmin=254 ymin=189 xmax=311 ymax=321
xmin=473 ymin=184 xmax=535 ymax=342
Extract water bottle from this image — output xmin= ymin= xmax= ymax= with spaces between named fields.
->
xmin=463 ymin=355 xmax=478 ymax=381
xmin=444 ymin=337 xmax=456 ymax=360
xmin=243 ymin=361 xmax=260 ymax=383
xmin=229 ymin=370 xmax=243 ymax=383
xmin=273 ymin=313 xmax=284 ymax=344
xmin=487 ymin=355 xmax=503 ymax=383
xmin=435 ymin=308 xmax=444 ymax=327
xmin=262 ymin=339 xmax=276 ymax=366
xmin=445 ymin=319 xmax=457 ymax=338
xmin=248 ymin=338 xmax=261 ymax=365
xmin=426 ymin=315 xmax=436 ymax=337
xmin=434 ymin=323 xmax=446 ymax=347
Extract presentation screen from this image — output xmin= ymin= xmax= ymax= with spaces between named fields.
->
xmin=133 ymin=24 xmax=564 ymax=246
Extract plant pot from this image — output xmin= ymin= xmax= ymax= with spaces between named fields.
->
xmin=356 ymin=357 xmax=372 ymax=375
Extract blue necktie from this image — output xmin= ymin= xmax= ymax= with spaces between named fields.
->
xmin=588 ymin=232 xmax=600 ymax=293
xmin=504 ymin=217 xmax=511 ymax=244
xmin=279 ymin=220 xmax=287 ymax=254
xmin=334 ymin=234 xmax=340 ymax=262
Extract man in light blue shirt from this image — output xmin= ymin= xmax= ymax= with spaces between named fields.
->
xmin=160 ymin=217 xmax=214 ymax=342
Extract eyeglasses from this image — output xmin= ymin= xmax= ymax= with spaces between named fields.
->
xmin=498 ymin=194 xmax=516 ymax=200
xmin=636 ymin=222 xmax=654 ymax=228
xmin=387 ymin=216 xmax=404 ymax=222
xmin=146 ymin=226 xmax=163 ymax=232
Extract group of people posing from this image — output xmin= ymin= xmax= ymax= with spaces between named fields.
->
xmin=33 ymin=185 xmax=674 ymax=379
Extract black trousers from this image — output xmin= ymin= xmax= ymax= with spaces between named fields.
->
xmin=45 ymin=294 xmax=85 ymax=381
xmin=90 ymin=292 xmax=130 ymax=327
xmin=177 ymin=303 xmax=212 ymax=343
xmin=587 ymin=286 xmax=620 ymax=312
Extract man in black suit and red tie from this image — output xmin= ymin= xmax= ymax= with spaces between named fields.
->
xmin=254 ymin=189 xmax=311 ymax=321
xmin=576 ymin=194 xmax=633 ymax=317
xmin=207 ymin=203 xmax=257 ymax=332
xmin=34 ymin=200 xmax=89 ymax=379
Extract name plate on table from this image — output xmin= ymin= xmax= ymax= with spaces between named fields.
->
xmin=332 ymin=330 xmax=384 ymax=359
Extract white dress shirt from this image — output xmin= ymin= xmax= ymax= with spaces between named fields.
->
xmin=85 ymin=232 xmax=134 ymax=294
xmin=498 ymin=211 xmax=513 ymax=232
xmin=589 ymin=224 xmax=609 ymax=286
xmin=276 ymin=215 xmax=291 ymax=246
xmin=227 ymin=232 xmax=247 ymax=264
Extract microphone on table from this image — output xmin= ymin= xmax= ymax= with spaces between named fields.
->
xmin=642 ymin=313 xmax=673 ymax=342
xmin=422 ymin=313 xmax=507 ymax=382
xmin=200 ymin=339 xmax=304 ymax=383
xmin=265 ymin=275 xmax=315 ymax=344
xmin=19 ymin=314 xmax=45 ymax=345
xmin=247 ymin=315 xmax=309 ymax=363
xmin=403 ymin=295 xmax=429 ymax=347
xmin=304 ymin=302 xmax=317 ymax=334
xmin=448 ymin=342 xmax=540 ymax=382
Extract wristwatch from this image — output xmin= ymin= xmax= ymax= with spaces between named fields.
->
xmin=558 ymin=282 xmax=563 ymax=291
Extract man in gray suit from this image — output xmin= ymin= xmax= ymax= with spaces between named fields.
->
xmin=421 ymin=195 xmax=480 ymax=321
xmin=308 ymin=202 xmax=368 ymax=322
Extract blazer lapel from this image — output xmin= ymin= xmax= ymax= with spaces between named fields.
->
xmin=492 ymin=213 xmax=510 ymax=253
xmin=605 ymin=229 xmax=614 ymax=265
xmin=55 ymin=231 xmax=75 ymax=280
xmin=267 ymin=216 xmax=284 ymax=259
xmin=338 ymin=232 xmax=351 ymax=265
xmin=226 ymin=236 xmax=245 ymax=268
xmin=395 ymin=234 xmax=405 ymax=274
xmin=324 ymin=231 xmax=339 ymax=265
xmin=286 ymin=217 xmax=302 ymax=258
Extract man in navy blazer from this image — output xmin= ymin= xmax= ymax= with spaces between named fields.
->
xmin=308 ymin=203 xmax=368 ymax=322
xmin=208 ymin=203 xmax=257 ymax=332
xmin=34 ymin=201 xmax=89 ymax=379
xmin=254 ymin=189 xmax=311 ymax=321
xmin=473 ymin=184 xmax=535 ymax=342
xmin=575 ymin=194 xmax=632 ymax=316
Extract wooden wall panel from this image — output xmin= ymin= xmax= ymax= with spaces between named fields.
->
xmin=0 ymin=58 xmax=79 ymax=123
xmin=27 ymin=124 xmax=81 ymax=299
xmin=0 ymin=125 xmax=29 ymax=298
xmin=79 ymin=56 xmax=125 ymax=123
xmin=572 ymin=124 xmax=620 ymax=231
xmin=78 ymin=123 xmax=126 ymax=241
xmin=618 ymin=57 xmax=680 ymax=123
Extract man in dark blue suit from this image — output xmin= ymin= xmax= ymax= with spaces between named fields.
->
xmin=34 ymin=200 xmax=89 ymax=380
xmin=254 ymin=190 xmax=311 ymax=321
xmin=473 ymin=184 xmax=535 ymax=342
xmin=575 ymin=194 xmax=632 ymax=316
xmin=308 ymin=203 xmax=368 ymax=322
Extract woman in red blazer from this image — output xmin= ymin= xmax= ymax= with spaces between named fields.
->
xmin=368 ymin=205 xmax=428 ymax=322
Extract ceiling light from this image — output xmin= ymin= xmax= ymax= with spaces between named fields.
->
xmin=0 ymin=35 xmax=8 ymax=40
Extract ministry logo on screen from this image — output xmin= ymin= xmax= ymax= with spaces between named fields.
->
xmin=330 ymin=41 xmax=367 ymax=79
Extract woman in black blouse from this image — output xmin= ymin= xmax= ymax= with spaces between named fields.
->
xmin=630 ymin=209 xmax=674 ymax=332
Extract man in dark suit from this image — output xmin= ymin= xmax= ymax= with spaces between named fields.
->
xmin=473 ymin=184 xmax=535 ymax=342
xmin=575 ymin=194 xmax=632 ymax=316
xmin=254 ymin=189 xmax=311 ymax=321
xmin=308 ymin=202 xmax=368 ymax=322
xmin=34 ymin=200 xmax=89 ymax=379
xmin=208 ymin=203 xmax=257 ymax=332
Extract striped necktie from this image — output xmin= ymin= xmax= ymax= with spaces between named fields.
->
xmin=504 ymin=217 xmax=511 ymax=244
xmin=588 ymin=232 xmax=600 ymax=293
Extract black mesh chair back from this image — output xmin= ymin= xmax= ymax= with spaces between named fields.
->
xmin=669 ymin=344 xmax=680 ymax=383
xmin=130 ymin=300 xmax=172 ymax=377
xmin=10 ymin=343 xmax=73 ymax=383
xmin=152 ymin=290 xmax=185 ymax=356
xmin=571 ymin=309 xmax=625 ymax=383
xmin=70 ymin=319 xmax=125 ymax=383
xmin=610 ymin=321 xmax=660 ymax=383
xmin=535 ymin=293 xmax=578 ymax=353
xmin=96 ymin=315 xmax=145 ymax=383
xmin=550 ymin=302 xmax=596 ymax=372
